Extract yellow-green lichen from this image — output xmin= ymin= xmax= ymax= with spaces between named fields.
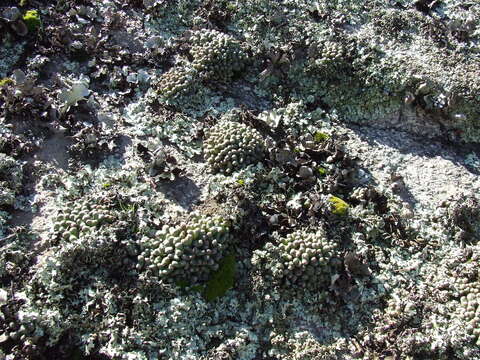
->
xmin=23 ymin=10 xmax=41 ymax=32
xmin=0 ymin=78 xmax=13 ymax=87
xmin=328 ymin=196 xmax=349 ymax=216
xmin=317 ymin=166 xmax=327 ymax=177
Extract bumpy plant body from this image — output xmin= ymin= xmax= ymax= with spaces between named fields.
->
xmin=310 ymin=40 xmax=348 ymax=72
xmin=158 ymin=66 xmax=197 ymax=100
xmin=52 ymin=199 xmax=114 ymax=243
xmin=138 ymin=214 xmax=233 ymax=285
xmin=260 ymin=228 xmax=338 ymax=290
xmin=189 ymin=29 xmax=246 ymax=81
xmin=204 ymin=120 xmax=265 ymax=174
xmin=457 ymin=276 xmax=480 ymax=345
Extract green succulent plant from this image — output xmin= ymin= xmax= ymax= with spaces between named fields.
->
xmin=157 ymin=66 xmax=197 ymax=100
xmin=189 ymin=29 xmax=247 ymax=81
xmin=257 ymin=228 xmax=339 ymax=291
xmin=52 ymin=200 xmax=114 ymax=243
xmin=328 ymin=196 xmax=349 ymax=216
xmin=204 ymin=120 xmax=265 ymax=174
xmin=138 ymin=213 xmax=234 ymax=285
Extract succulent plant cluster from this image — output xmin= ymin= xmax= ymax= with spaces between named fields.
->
xmin=457 ymin=276 xmax=480 ymax=344
xmin=157 ymin=66 xmax=197 ymax=100
xmin=259 ymin=228 xmax=338 ymax=290
xmin=189 ymin=29 xmax=247 ymax=81
xmin=1 ymin=307 xmax=39 ymax=347
xmin=138 ymin=214 xmax=233 ymax=285
xmin=157 ymin=29 xmax=246 ymax=100
xmin=310 ymin=40 xmax=347 ymax=70
xmin=204 ymin=120 xmax=265 ymax=174
xmin=0 ymin=153 xmax=22 ymax=206
xmin=52 ymin=199 xmax=114 ymax=243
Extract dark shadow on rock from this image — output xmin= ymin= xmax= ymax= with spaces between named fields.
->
xmin=8 ymin=209 xmax=35 ymax=228
xmin=115 ymin=135 xmax=133 ymax=160
xmin=157 ymin=176 xmax=202 ymax=211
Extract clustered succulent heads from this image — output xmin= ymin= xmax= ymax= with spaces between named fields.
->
xmin=259 ymin=228 xmax=338 ymax=290
xmin=189 ymin=29 xmax=247 ymax=81
xmin=138 ymin=213 xmax=233 ymax=285
xmin=204 ymin=120 xmax=265 ymax=174
xmin=308 ymin=38 xmax=349 ymax=73
xmin=157 ymin=66 xmax=197 ymax=100
xmin=457 ymin=275 xmax=480 ymax=345
xmin=157 ymin=29 xmax=247 ymax=100
xmin=52 ymin=199 xmax=114 ymax=243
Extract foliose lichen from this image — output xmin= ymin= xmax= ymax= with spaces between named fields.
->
xmin=0 ymin=153 xmax=23 ymax=206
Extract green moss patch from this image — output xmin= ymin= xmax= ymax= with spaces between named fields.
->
xmin=203 ymin=254 xmax=236 ymax=302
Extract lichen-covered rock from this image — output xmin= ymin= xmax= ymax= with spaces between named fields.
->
xmin=138 ymin=213 xmax=233 ymax=285
xmin=189 ymin=29 xmax=246 ymax=81
xmin=19 ymin=231 xmax=136 ymax=347
xmin=204 ymin=120 xmax=265 ymax=174
xmin=51 ymin=199 xmax=114 ymax=243
xmin=157 ymin=66 xmax=197 ymax=100
xmin=0 ymin=153 xmax=22 ymax=206
xmin=254 ymin=228 xmax=339 ymax=291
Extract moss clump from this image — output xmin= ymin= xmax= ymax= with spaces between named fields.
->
xmin=22 ymin=10 xmax=41 ymax=32
xmin=314 ymin=131 xmax=330 ymax=143
xmin=329 ymin=196 xmax=349 ymax=216
xmin=203 ymin=254 xmax=236 ymax=302
xmin=317 ymin=166 xmax=327 ymax=177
